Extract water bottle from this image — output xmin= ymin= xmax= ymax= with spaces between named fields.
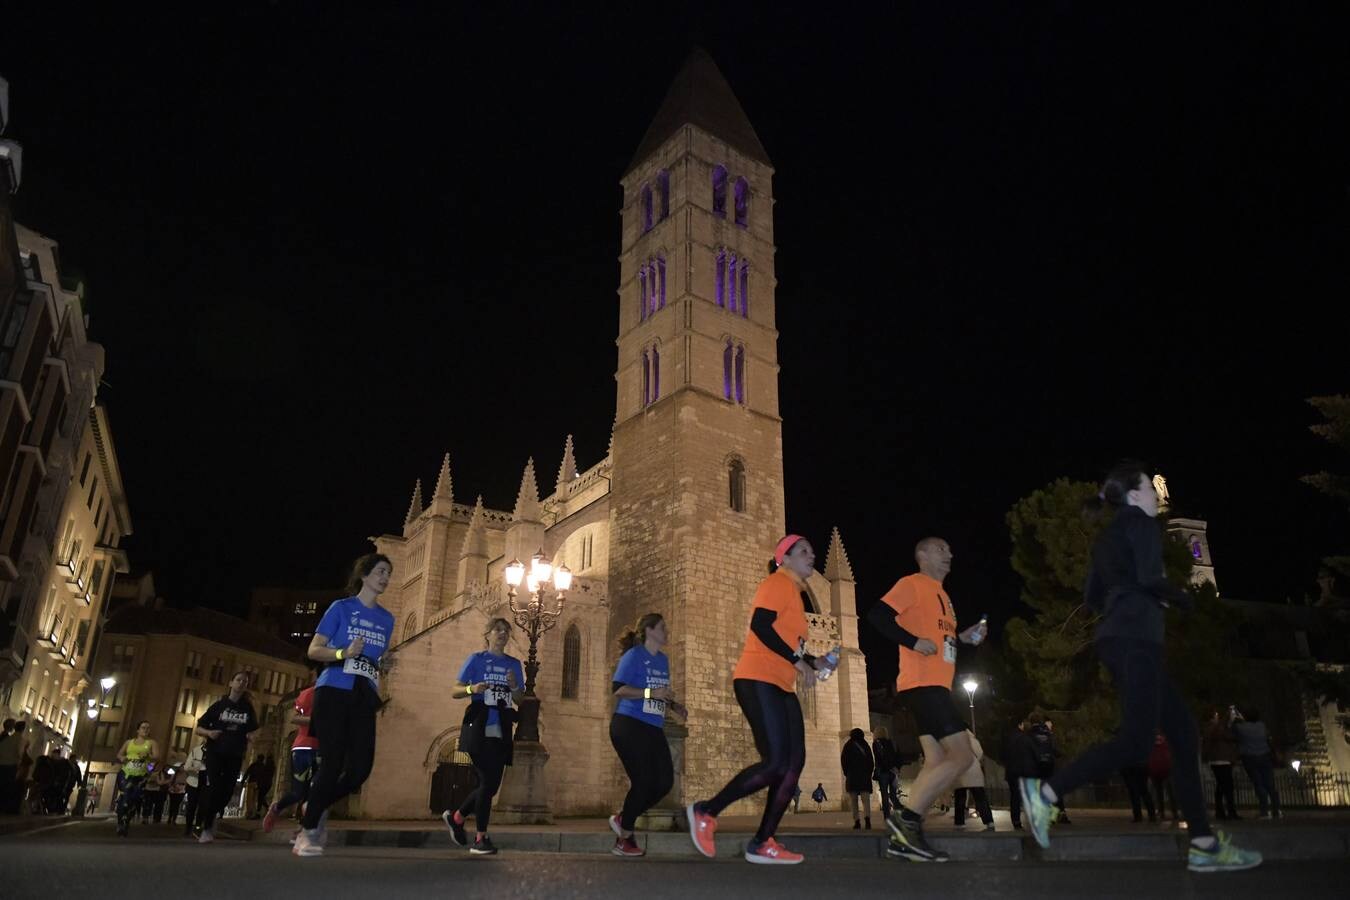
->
xmin=817 ymin=646 xmax=841 ymax=681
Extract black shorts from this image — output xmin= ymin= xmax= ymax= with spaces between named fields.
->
xmin=900 ymin=686 xmax=968 ymax=741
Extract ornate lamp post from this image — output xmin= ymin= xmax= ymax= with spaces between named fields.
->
xmin=503 ymin=549 xmax=571 ymax=742
xmin=962 ymin=677 xmax=979 ymax=736
xmin=74 ymin=675 xmax=116 ymax=817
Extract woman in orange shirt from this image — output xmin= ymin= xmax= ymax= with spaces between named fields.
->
xmin=686 ymin=535 xmax=836 ymax=866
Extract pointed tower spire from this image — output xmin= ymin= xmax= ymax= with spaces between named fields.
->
xmin=433 ymin=453 xmax=453 ymax=502
xmin=461 ymin=495 xmax=489 ymax=558
xmin=512 ymin=458 xmax=541 ymax=522
xmin=405 ymin=479 xmax=424 ymax=526
xmin=824 ymin=526 xmax=855 ymax=582
xmin=555 ymin=435 xmax=578 ymax=493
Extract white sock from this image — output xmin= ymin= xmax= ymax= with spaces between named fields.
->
xmin=1192 ymin=836 xmax=1218 ymax=850
xmin=1040 ymin=784 xmax=1058 ymax=804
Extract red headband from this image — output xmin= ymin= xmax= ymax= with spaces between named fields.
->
xmin=774 ymin=534 xmax=806 ymax=566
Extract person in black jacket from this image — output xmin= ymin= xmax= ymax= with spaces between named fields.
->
xmin=871 ymin=727 xmax=902 ymax=818
xmin=1002 ymin=720 xmax=1038 ymax=830
xmin=841 ymin=728 xmax=875 ymax=830
xmin=1019 ymin=462 xmax=1261 ymax=873
xmin=1028 ymin=714 xmax=1070 ymax=823
xmin=193 ymin=672 xmax=259 ymax=843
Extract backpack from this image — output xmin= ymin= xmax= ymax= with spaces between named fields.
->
xmin=1031 ymin=725 xmax=1054 ymax=764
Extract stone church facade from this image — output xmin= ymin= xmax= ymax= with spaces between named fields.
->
xmin=355 ymin=50 xmax=872 ymax=820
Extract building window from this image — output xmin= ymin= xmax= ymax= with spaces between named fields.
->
xmin=735 ymin=346 xmax=746 ymax=404
xmin=728 ymin=254 xmax=737 ymax=312
xmin=209 ymin=658 xmax=225 ymax=684
xmin=729 ymin=459 xmax=747 ymax=512
xmin=178 ymin=688 xmax=197 ymax=715
xmin=185 ymin=650 xmax=202 ymax=679
xmin=87 ymin=475 xmax=99 ymax=509
xmin=641 ymin=183 xmax=653 ymax=233
xmin=306 ymin=602 xmax=318 ymax=613
xmin=723 ymin=340 xmax=733 ymax=399
xmin=172 ymin=726 xmax=192 ymax=752
xmin=638 ymin=266 xmax=647 ymax=321
xmin=38 ymin=696 xmax=49 ymax=721
xmin=641 ymin=350 xmax=651 ymax=408
xmin=712 ymin=165 xmax=728 ymax=218
xmin=1191 ymin=537 xmax=1203 ymax=560
xmin=734 ymin=177 xmax=749 ymax=227
xmin=107 ymin=682 xmax=124 ymax=709
xmin=23 ymin=688 xmax=36 ymax=714
xmin=113 ymin=644 xmax=136 ymax=673
xmin=78 ymin=452 xmax=91 ymax=487
xmin=657 ymin=256 xmax=666 ymax=310
xmin=739 ymin=262 xmax=749 ymax=317
xmin=561 ymin=625 xmax=581 ymax=700
xmin=657 ymin=169 xmax=670 ymax=220
xmin=241 ymin=665 xmax=258 ymax=687
xmin=94 ymin=497 xmax=105 ymax=529
xmin=715 ymin=250 xmax=726 ymax=307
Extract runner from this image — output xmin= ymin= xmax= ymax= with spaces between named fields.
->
xmin=686 ymin=535 xmax=836 ymax=865
xmin=1018 ymin=461 xmax=1262 ymax=873
xmin=442 ymin=617 xmax=525 ymax=856
xmin=608 ymin=612 xmax=687 ymax=857
xmin=263 ymin=663 xmax=322 ymax=838
xmin=181 ymin=740 xmax=206 ymax=837
xmin=194 ymin=672 xmax=259 ymax=843
xmin=114 ymin=721 xmax=158 ymax=837
xmin=294 ymin=553 xmax=396 ymax=858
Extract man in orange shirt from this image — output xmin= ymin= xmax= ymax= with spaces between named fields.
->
xmin=867 ymin=537 xmax=986 ymax=862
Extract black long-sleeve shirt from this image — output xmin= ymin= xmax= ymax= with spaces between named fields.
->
xmin=1084 ymin=505 xmax=1191 ymax=644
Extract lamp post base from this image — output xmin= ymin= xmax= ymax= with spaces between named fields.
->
xmin=493 ymin=740 xmax=553 ymax=824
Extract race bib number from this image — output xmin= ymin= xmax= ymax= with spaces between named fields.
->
xmin=942 ymin=636 xmax=958 ymax=664
xmin=343 ymin=655 xmax=380 ymax=688
xmin=642 ymin=698 xmax=667 ymax=718
xmin=483 ymin=684 xmax=514 ymax=709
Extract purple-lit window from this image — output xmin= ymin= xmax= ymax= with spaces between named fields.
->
xmin=648 ymin=260 xmax=658 ymax=316
xmin=739 ymin=263 xmax=749 ymax=317
xmin=651 ymin=346 xmax=660 ymax=402
xmin=638 ymin=266 xmax=647 ymax=321
xmin=712 ymin=165 xmax=728 ymax=218
xmin=658 ymin=170 xmax=670 ymax=221
xmin=641 ymin=184 xmax=653 ymax=233
xmin=734 ymin=345 xmax=745 ymax=404
xmin=657 ymin=257 xmax=666 ymax=309
xmin=642 ymin=350 xmax=651 ymax=408
xmin=728 ymin=255 xmax=737 ymax=313
xmin=715 ymin=250 xmax=726 ymax=307
xmin=734 ymin=177 xmax=749 ymax=227
xmin=723 ymin=341 xmax=733 ymax=399
xmin=1191 ymin=538 xmax=1203 ymax=560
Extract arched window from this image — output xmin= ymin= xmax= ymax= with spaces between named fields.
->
xmin=734 ymin=345 xmax=746 ymax=404
xmin=728 ymin=255 xmax=737 ymax=313
xmin=638 ymin=266 xmax=647 ymax=322
xmin=712 ymin=165 xmax=728 ymax=218
xmin=657 ymin=169 xmax=671 ymax=221
xmin=648 ymin=261 xmax=658 ymax=315
xmin=739 ymin=262 xmax=749 ymax=317
xmin=402 ymin=613 xmax=419 ymax=641
xmin=641 ymin=184 xmax=653 ymax=233
xmin=715 ymin=250 xmax=726 ymax=307
xmin=728 ymin=459 xmax=746 ymax=512
xmin=651 ymin=346 xmax=660 ymax=402
xmin=561 ymin=624 xmax=581 ymax=699
xmin=1190 ymin=537 xmax=1203 ymax=560
xmin=734 ymin=177 xmax=749 ymax=227
xmin=657 ymin=256 xmax=666 ymax=309
xmin=642 ymin=350 xmax=651 ymax=408
xmin=723 ymin=340 xmax=734 ymax=399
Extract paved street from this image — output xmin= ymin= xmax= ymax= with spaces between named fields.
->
xmin=5 ymin=820 xmax=1348 ymax=899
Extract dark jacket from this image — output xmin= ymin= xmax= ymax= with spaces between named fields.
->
xmin=1029 ymin=723 xmax=1056 ymax=767
xmin=1202 ymin=719 xmax=1238 ymax=764
xmin=457 ymin=699 xmax=519 ymax=765
xmin=1147 ymin=736 xmax=1172 ymax=780
xmin=1084 ymin=506 xmax=1191 ymax=645
xmin=872 ymin=737 xmax=898 ymax=775
xmin=1003 ymin=729 xmax=1040 ymax=778
xmin=841 ymin=737 xmax=874 ymax=793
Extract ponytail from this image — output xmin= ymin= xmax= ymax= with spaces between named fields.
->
xmin=1083 ymin=459 xmax=1150 ymax=520
xmin=618 ymin=612 xmax=664 ymax=651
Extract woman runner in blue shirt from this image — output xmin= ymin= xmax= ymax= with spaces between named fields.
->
xmin=608 ymin=613 xmax=687 ymax=857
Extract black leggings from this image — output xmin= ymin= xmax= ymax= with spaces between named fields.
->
xmin=1048 ymin=638 xmax=1211 ymax=838
xmin=116 ymin=775 xmax=146 ymax=825
xmin=303 ymin=683 xmax=378 ymax=830
xmin=1211 ymin=764 xmax=1238 ymax=819
xmin=610 ymin=714 xmax=674 ymax=832
xmin=457 ymin=738 xmax=509 ymax=833
xmin=201 ymin=751 xmax=243 ymax=830
xmin=954 ymin=787 xmax=993 ymax=825
xmin=275 ymin=748 xmax=317 ymax=813
xmin=704 ymin=678 xmax=805 ymax=844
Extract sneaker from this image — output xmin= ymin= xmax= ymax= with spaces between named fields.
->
xmin=687 ymin=802 xmax=717 ymax=859
xmin=1187 ymin=831 xmax=1263 ymax=873
xmin=442 ymin=809 xmax=467 ymax=847
xmin=1057 ymin=813 xmax=1072 ymax=825
xmin=608 ymin=814 xmax=624 ymax=838
xmin=1019 ymin=778 xmax=1055 ymax=849
xmin=984 ymin=823 xmax=996 ymax=832
xmin=116 ymin=821 xmax=128 ymax=837
xmin=612 ymin=836 xmax=644 ymax=857
xmin=293 ymin=828 xmax=324 ymax=858
xmin=197 ymin=829 xmax=214 ymax=844
xmin=470 ymin=835 xmax=498 ymax=856
xmin=744 ymin=836 xmax=803 ymax=865
xmin=884 ymin=813 xmax=948 ymax=862
xmin=316 ymin=809 xmax=330 ymax=847
xmin=288 ymin=829 xmax=299 ymax=846
xmin=263 ymin=802 xmax=281 ymax=834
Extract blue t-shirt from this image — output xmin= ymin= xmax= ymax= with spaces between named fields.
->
xmin=457 ymin=651 xmax=525 ymax=728
xmin=612 ymin=645 xmax=670 ymax=728
xmin=314 ymin=597 xmax=395 ymax=691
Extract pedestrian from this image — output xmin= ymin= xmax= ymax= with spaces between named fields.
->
xmin=194 ymin=672 xmax=260 ymax=844
xmin=841 ymin=728 xmax=875 ymax=830
xmin=1003 ymin=720 xmax=1038 ymax=830
xmin=1231 ymin=707 xmax=1281 ymax=820
xmin=1203 ymin=709 xmax=1240 ymax=820
xmin=1019 ymin=461 xmax=1262 ymax=872
xmin=114 ymin=720 xmax=158 ymax=837
xmin=685 ymin=535 xmax=837 ymax=865
xmin=263 ymin=665 xmax=321 ymax=836
xmin=606 ymin=612 xmax=688 ymax=857
xmin=947 ymin=726 xmax=994 ymax=831
xmin=1028 ymin=714 xmax=1070 ymax=824
xmin=866 ymin=536 xmax=988 ymax=862
xmin=167 ymin=763 xmax=187 ymax=825
xmin=441 ymin=617 xmax=525 ymax=857
xmin=811 ymin=783 xmax=827 ymax=812
xmin=1120 ymin=760 xmax=1156 ymax=823
xmin=295 ymin=553 xmax=396 ymax=859
xmin=182 ymin=741 xmax=206 ymax=837
xmin=872 ymin=726 xmax=903 ymax=819
xmin=1147 ymin=732 xmax=1179 ymax=822
xmin=145 ymin=762 xmax=173 ymax=823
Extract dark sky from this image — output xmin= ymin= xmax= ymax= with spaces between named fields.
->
xmin=4 ymin=4 xmax=1348 ymax=682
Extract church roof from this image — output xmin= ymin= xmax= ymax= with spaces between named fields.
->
xmin=627 ymin=48 xmax=771 ymax=175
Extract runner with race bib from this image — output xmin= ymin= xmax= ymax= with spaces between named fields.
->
xmin=294 ymin=553 xmax=395 ymax=859
xmin=608 ymin=612 xmax=687 ymax=857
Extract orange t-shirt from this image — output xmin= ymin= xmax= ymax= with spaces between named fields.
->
xmin=733 ymin=568 xmax=810 ymax=692
xmin=880 ymin=572 xmax=958 ymax=692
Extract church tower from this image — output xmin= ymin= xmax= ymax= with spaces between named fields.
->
xmin=608 ymin=49 xmax=787 ymax=801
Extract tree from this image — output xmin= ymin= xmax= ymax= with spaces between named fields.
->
xmin=1301 ymin=395 xmax=1350 ymax=579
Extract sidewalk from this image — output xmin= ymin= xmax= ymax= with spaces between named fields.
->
xmin=220 ymin=806 xmax=1350 ymax=861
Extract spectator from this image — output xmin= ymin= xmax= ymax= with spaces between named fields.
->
xmin=1231 ymin=708 xmax=1281 ymax=819
xmin=1003 ymin=719 xmax=1039 ymax=830
xmin=1147 ymin=732 xmax=1179 ymax=822
xmin=1203 ymin=709 xmax=1240 ymax=820
xmin=841 ymin=728 xmax=875 ymax=830
xmin=872 ymin=726 xmax=903 ymax=819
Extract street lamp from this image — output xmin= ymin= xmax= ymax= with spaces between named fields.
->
xmin=75 ymin=675 xmax=116 ymax=818
xmin=962 ymin=678 xmax=979 ymax=735
xmin=503 ymin=549 xmax=571 ymax=742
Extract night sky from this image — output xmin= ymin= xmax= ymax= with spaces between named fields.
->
xmin=4 ymin=5 xmax=1347 ymax=685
